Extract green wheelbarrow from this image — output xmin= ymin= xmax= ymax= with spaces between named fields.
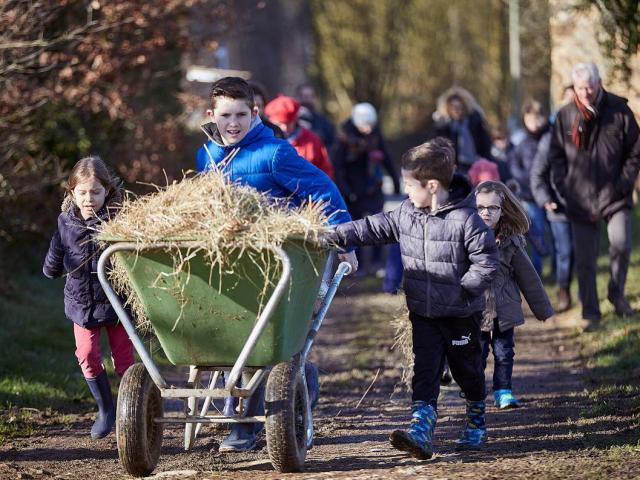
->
xmin=97 ymin=238 xmax=351 ymax=477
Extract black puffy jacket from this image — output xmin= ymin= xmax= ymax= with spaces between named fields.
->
xmin=329 ymin=175 xmax=499 ymax=319
xmin=43 ymin=195 xmax=120 ymax=328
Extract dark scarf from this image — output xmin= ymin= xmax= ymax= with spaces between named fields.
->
xmin=570 ymin=95 xmax=599 ymax=150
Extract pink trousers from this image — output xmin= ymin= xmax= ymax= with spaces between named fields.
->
xmin=73 ymin=323 xmax=135 ymax=378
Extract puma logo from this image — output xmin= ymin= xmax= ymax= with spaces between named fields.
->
xmin=452 ymin=333 xmax=472 ymax=346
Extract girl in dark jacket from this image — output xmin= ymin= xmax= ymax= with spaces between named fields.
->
xmin=474 ymin=181 xmax=553 ymax=409
xmin=43 ymin=156 xmax=134 ymax=439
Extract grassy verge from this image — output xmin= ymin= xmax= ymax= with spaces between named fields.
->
xmin=0 ymin=262 xmax=100 ymax=442
xmin=573 ymin=219 xmax=640 ymax=447
xmin=0 ymin=267 xmax=89 ymax=410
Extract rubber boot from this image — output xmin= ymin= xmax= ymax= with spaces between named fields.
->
xmin=85 ymin=371 xmax=116 ymax=440
xmin=455 ymin=399 xmax=487 ymax=450
xmin=305 ymin=361 xmax=320 ymax=409
xmin=219 ymin=380 xmax=265 ymax=452
xmin=223 ymin=396 xmax=237 ymax=417
xmin=389 ymin=401 xmax=437 ymax=460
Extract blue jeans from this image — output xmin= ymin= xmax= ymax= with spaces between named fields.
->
xmin=523 ymin=201 xmax=549 ymax=277
xmin=549 ymin=220 xmax=573 ymax=289
xmin=383 ymin=243 xmax=403 ymax=293
xmin=480 ymin=321 xmax=515 ymax=391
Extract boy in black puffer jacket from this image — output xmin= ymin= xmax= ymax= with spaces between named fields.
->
xmin=327 ymin=137 xmax=499 ymax=459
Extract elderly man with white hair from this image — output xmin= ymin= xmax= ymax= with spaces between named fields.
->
xmin=549 ymin=62 xmax=640 ymax=328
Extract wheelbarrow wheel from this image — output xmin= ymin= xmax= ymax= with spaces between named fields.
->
xmin=116 ymin=363 xmax=164 ymax=477
xmin=265 ymin=358 xmax=309 ymax=472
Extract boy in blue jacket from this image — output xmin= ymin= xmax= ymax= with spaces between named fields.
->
xmin=327 ymin=138 xmax=499 ymax=459
xmin=195 ymin=77 xmax=357 ymax=452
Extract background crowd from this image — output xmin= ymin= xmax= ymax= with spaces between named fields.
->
xmin=254 ymin=62 xmax=639 ymax=328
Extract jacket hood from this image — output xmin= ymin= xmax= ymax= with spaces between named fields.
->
xmin=438 ymin=173 xmax=474 ymax=213
xmin=433 ymin=86 xmax=485 ymax=123
xmin=200 ymin=115 xmax=268 ymax=148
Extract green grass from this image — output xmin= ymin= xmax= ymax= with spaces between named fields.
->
xmin=0 ymin=267 xmax=90 ymax=410
xmin=573 ymin=210 xmax=640 ymax=443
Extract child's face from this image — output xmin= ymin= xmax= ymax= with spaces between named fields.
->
xmin=476 ymin=191 xmax=502 ymax=230
xmin=402 ymin=169 xmax=432 ymax=209
xmin=73 ymin=177 xmax=107 ymax=220
xmin=523 ymin=112 xmax=545 ymax=134
xmin=272 ymin=119 xmax=298 ymax=137
xmin=209 ymin=96 xmax=258 ymax=145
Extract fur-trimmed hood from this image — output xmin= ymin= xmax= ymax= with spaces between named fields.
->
xmin=433 ymin=86 xmax=485 ymax=123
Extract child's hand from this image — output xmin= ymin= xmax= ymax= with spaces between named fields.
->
xmin=337 ymin=251 xmax=358 ymax=274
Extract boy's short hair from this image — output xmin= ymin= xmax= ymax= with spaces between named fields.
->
xmin=209 ymin=77 xmax=255 ymax=110
xmin=401 ymin=137 xmax=456 ymax=188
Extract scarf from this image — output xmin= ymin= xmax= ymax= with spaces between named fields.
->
xmin=570 ymin=96 xmax=598 ymax=150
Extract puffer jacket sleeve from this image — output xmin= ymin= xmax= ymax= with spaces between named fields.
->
xmin=460 ymin=212 xmax=499 ymax=296
xmin=329 ymin=209 xmax=400 ymax=249
xmin=511 ymin=239 xmax=554 ymax=320
xmin=271 ymin=143 xmax=351 ymax=225
xmin=43 ymin=228 xmax=64 ymax=279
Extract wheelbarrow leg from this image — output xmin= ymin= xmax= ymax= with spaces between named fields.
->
xmin=194 ymin=370 xmax=221 ymax=439
xmin=184 ymin=366 xmax=201 ymax=450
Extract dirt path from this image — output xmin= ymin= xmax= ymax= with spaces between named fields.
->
xmin=2 ymin=283 xmax=640 ymax=479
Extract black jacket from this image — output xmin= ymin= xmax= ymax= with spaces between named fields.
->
xmin=548 ymin=90 xmax=640 ymax=222
xmin=332 ymin=120 xmax=400 ymax=219
xmin=43 ymin=195 xmax=120 ymax=328
xmin=328 ymin=175 xmax=499 ymax=319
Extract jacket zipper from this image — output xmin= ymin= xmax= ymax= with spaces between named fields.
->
xmin=423 ymin=213 xmax=430 ymax=317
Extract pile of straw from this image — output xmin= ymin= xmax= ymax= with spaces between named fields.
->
xmin=97 ymin=169 xmax=333 ymax=328
xmin=390 ymin=309 xmax=414 ymax=391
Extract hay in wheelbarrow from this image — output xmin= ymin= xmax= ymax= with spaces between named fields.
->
xmin=97 ymin=169 xmax=334 ymax=330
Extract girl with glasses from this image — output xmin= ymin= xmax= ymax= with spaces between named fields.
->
xmin=474 ymin=181 xmax=553 ymax=409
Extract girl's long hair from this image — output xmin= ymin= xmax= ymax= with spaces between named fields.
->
xmin=475 ymin=180 xmax=530 ymax=238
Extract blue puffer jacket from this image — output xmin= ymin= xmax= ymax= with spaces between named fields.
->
xmin=43 ymin=195 xmax=120 ymax=328
xmin=196 ymin=117 xmax=351 ymax=225
xmin=328 ymin=175 xmax=499 ymax=319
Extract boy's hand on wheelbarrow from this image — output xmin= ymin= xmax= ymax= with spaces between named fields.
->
xmin=338 ymin=251 xmax=358 ymax=274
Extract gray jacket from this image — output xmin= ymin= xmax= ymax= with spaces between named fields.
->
xmin=491 ymin=234 xmax=554 ymax=331
xmin=329 ymin=175 xmax=499 ymax=319
xmin=530 ymin=132 xmax=568 ymax=222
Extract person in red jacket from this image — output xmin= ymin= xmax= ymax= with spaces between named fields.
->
xmin=265 ymin=95 xmax=334 ymax=179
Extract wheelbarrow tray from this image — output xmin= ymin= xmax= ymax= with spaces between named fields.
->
xmin=113 ymin=238 xmax=327 ymax=367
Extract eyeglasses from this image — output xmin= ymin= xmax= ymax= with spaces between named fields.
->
xmin=477 ymin=205 xmax=502 ymax=214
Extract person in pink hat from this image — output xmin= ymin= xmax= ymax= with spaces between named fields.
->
xmin=265 ymin=95 xmax=334 ymax=178
xmin=468 ymin=157 xmax=500 ymax=187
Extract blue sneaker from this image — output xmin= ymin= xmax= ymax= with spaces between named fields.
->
xmin=455 ymin=400 xmax=487 ymax=450
xmin=494 ymin=389 xmax=521 ymax=409
xmin=390 ymin=401 xmax=437 ymax=460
